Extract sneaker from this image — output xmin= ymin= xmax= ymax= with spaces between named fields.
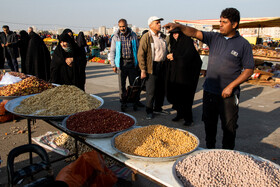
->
xmin=154 ymin=109 xmax=170 ymax=115
xmin=146 ymin=113 xmax=153 ymax=120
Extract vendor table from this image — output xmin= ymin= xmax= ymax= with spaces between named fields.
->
xmin=43 ymin=120 xmax=190 ymax=187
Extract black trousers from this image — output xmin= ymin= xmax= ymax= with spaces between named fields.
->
xmin=202 ymin=91 xmax=239 ymax=149
xmin=117 ymin=61 xmax=139 ymax=103
xmin=0 ymin=47 xmax=4 ymax=69
xmin=5 ymin=51 xmax=18 ymax=72
xmin=146 ymin=61 xmax=166 ymax=114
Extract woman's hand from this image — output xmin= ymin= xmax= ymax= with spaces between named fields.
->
xmin=65 ymin=57 xmax=74 ymax=67
xmin=167 ymin=53 xmax=174 ymax=61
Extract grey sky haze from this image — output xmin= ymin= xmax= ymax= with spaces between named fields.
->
xmin=0 ymin=0 xmax=279 ymax=32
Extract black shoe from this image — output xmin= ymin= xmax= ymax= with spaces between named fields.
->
xmin=121 ymin=104 xmax=127 ymax=112
xmin=133 ymin=104 xmax=138 ymax=111
xmin=136 ymin=101 xmax=145 ymax=107
xmin=154 ymin=109 xmax=170 ymax=115
xmin=183 ymin=121 xmax=194 ymax=126
xmin=172 ymin=116 xmax=183 ymax=122
xmin=146 ymin=113 xmax=153 ymax=120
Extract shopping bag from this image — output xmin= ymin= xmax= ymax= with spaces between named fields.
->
xmin=56 ymin=150 xmax=117 ymax=187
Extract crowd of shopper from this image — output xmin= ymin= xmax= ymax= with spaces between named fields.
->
xmin=0 ymin=7 xmax=255 ymax=151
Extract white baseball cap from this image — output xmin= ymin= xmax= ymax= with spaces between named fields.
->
xmin=148 ymin=16 xmax=164 ymax=26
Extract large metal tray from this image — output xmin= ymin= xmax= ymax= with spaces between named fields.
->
xmin=62 ymin=112 xmax=137 ymax=138
xmin=172 ymin=149 xmax=280 ymax=187
xmin=5 ymin=94 xmax=104 ymax=120
xmin=111 ymin=126 xmax=200 ymax=162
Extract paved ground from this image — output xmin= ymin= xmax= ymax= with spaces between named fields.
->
xmin=0 ymin=62 xmax=279 ymax=186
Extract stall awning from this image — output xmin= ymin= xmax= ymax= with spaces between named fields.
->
xmin=174 ymin=17 xmax=280 ymax=29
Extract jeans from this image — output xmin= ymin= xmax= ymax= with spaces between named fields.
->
xmin=5 ymin=52 xmax=18 ymax=72
xmin=202 ymin=91 xmax=239 ymax=149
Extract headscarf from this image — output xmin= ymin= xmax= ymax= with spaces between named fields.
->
xmin=76 ymin=32 xmax=87 ymax=48
xmin=62 ymin=28 xmax=74 ymax=38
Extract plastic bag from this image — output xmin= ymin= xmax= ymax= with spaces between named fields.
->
xmin=0 ymin=73 xmax=22 ymax=85
xmin=56 ymin=150 xmax=117 ymax=187
xmin=0 ymin=100 xmax=14 ymax=123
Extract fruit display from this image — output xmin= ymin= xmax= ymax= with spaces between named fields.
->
xmin=89 ymin=57 xmax=105 ymax=63
xmin=0 ymin=76 xmax=54 ymax=96
xmin=252 ymin=45 xmax=280 ymax=58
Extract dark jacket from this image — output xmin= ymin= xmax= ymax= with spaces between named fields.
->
xmin=0 ymin=31 xmax=19 ymax=59
xmin=25 ymin=31 xmax=51 ymax=81
xmin=18 ymin=30 xmax=30 ymax=73
xmin=50 ymin=34 xmax=87 ymax=90
xmin=137 ymin=31 xmax=166 ymax=74
xmin=166 ymin=31 xmax=202 ymax=107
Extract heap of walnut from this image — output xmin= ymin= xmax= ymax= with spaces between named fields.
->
xmin=0 ymin=76 xmax=54 ymax=96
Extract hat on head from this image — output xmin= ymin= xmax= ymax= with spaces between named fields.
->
xmin=148 ymin=16 xmax=164 ymax=26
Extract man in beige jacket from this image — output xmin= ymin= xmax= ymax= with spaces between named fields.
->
xmin=138 ymin=16 xmax=169 ymax=120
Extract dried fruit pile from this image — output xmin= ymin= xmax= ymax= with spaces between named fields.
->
xmin=0 ymin=76 xmax=54 ymax=96
xmin=175 ymin=150 xmax=280 ymax=187
xmin=115 ymin=125 xmax=198 ymax=157
xmin=66 ymin=109 xmax=134 ymax=134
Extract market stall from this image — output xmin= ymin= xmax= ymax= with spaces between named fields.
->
xmin=2 ymin=72 xmax=280 ymax=186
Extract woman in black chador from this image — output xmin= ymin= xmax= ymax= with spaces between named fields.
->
xmin=166 ymin=28 xmax=202 ymax=126
xmin=18 ymin=30 xmax=29 ymax=73
xmin=50 ymin=33 xmax=86 ymax=90
xmin=25 ymin=31 xmax=51 ymax=80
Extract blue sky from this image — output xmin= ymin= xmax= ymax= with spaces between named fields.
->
xmin=0 ymin=0 xmax=279 ymax=32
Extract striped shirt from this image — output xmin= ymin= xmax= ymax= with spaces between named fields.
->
xmin=120 ymin=31 xmax=133 ymax=59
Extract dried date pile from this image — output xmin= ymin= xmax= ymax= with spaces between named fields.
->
xmin=115 ymin=125 xmax=198 ymax=157
xmin=14 ymin=85 xmax=101 ymax=116
xmin=0 ymin=76 xmax=54 ymax=96
xmin=66 ymin=109 xmax=135 ymax=134
xmin=175 ymin=150 xmax=280 ymax=187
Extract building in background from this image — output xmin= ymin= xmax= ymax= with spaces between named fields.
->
xmin=99 ymin=26 xmax=106 ymax=35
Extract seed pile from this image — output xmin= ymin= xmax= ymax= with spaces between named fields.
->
xmin=115 ymin=125 xmax=198 ymax=157
xmin=0 ymin=76 xmax=54 ymax=96
xmin=54 ymin=133 xmax=93 ymax=162
xmin=67 ymin=109 xmax=135 ymax=134
xmin=14 ymin=85 xmax=101 ymax=116
xmin=176 ymin=150 xmax=280 ymax=187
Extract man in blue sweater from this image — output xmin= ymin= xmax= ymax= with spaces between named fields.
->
xmin=110 ymin=19 xmax=143 ymax=111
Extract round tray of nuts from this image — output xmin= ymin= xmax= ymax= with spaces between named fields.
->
xmin=5 ymin=93 xmax=103 ymax=120
xmin=111 ymin=125 xmax=199 ymax=162
xmin=173 ymin=149 xmax=280 ymax=187
xmin=62 ymin=109 xmax=137 ymax=138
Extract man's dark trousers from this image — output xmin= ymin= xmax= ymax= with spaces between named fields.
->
xmin=202 ymin=91 xmax=239 ymax=149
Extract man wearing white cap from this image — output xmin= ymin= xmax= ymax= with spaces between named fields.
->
xmin=138 ymin=16 xmax=169 ymax=120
